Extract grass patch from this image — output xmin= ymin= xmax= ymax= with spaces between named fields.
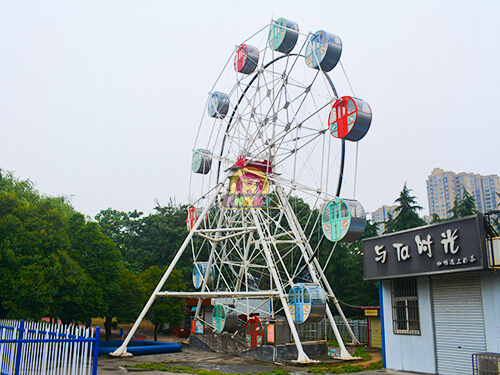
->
xmin=326 ymin=339 xmax=339 ymax=347
xmin=128 ymin=350 xmax=383 ymax=375
xmin=308 ymin=361 xmax=383 ymax=374
xmin=127 ymin=362 xmax=290 ymax=375
xmin=366 ymin=361 xmax=383 ymax=370
xmin=307 ymin=347 xmax=382 ymax=374
xmin=352 ymin=346 xmax=371 ymax=361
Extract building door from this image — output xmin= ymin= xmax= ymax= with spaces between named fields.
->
xmin=432 ymin=272 xmax=486 ymax=375
xmin=369 ymin=317 xmax=381 ymax=349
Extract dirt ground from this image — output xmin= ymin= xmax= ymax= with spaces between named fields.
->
xmin=96 ymin=322 xmax=417 ymax=375
xmin=96 ymin=344 xmax=423 ymax=375
xmin=96 ymin=331 xmax=390 ymax=375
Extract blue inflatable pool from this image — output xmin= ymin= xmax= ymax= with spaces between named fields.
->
xmin=98 ymin=340 xmax=183 ymax=355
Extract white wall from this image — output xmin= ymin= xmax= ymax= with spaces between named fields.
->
xmin=382 ymin=277 xmax=436 ymax=374
xmin=481 ymin=270 xmax=500 ymax=352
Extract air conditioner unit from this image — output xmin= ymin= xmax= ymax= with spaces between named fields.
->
xmin=487 ymin=237 xmax=500 ymax=269
xmin=473 ymin=353 xmax=500 ymax=375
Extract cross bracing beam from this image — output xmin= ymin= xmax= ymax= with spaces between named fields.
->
xmin=194 ymin=227 xmax=258 ymax=234
xmin=155 ymin=291 xmax=280 ymax=298
xmin=196 ymin=229 xmax=257 ymax=242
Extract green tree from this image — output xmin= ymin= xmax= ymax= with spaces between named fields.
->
xmin=44 ymin=196 xmax=75 ymax=218
xmin=95 ymin=209 xmax=144 ymax=273
xmin=139 ymin=266 xmax=186 ymax=341
xmin=108 ymin=266 xmax=145 ymax=327
xmin=391 ymin=183 xmax=426 ymax=231
xmin=383 ymin=212 xmax=396 ymax=234
xmin=70 ymin=221 xmax=123 ymax=338
xmin=0 ymin=193 xmax=68 ymax=320
xmin=0 ymin=169 xmax=41 ymax=206
xmin=430 ymin=213 xmax=441 ymax=224
xmin=5 ymin=255 xmax=60 ymax=320
xmin=0 ymin=170 xmax=135 ymax=328
xmin=321 ymin=221 xmax=379 ymax=318
xmin=492 ymin=193 xmax=500 ymax=232
xmin=50 ymin=250 xmax=101 ymax=325
xmin=136 ymin=203 xmax=189 ymax=274
xmin=95 ymin=202 xmax=191 ymax=279
xmin=363 ymin=220 xmax=379 ymax=238
xmin=449 ymin=188 xmax=477 ymax=219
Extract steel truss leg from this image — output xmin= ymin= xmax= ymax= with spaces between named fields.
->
xmin=250 ymin=209 xmax=313 ymax=363
xmin=110 ymin=179 xmax=227 ymax=356
xmin=313 ymin=257 xmax=360 ymax=345
xmin=194 ymin=206 xmax=226 ymax=323
xmin=276 ymin=186 xmax=357 ymax=358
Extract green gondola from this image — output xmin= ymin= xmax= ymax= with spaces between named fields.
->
xmin=321 ymin=198 xmax=366 ymax=242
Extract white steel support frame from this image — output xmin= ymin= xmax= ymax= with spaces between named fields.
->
xmin=313 ymin=253 xmax=360 ymax=345
xmin=250 ymin=208 xmax=313 ymax=363
xmin=193 ymin=206 xmax=226 ymax=324
xmin=108 ymin=20 xmax=369 ymax=364
xmin=112 ymin=179 xmax=358 ymax=362
xmin=275 ymin=186 xmax=356 ymax=358
xmin=277 ymin=187 xmax=360 ymax=345
xmin=111 ymin=177 xmax=228 ymax=357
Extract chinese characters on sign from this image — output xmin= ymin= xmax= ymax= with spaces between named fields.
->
xmin=441 ymin=229 xmax=459 ymax=254
xmin=436 ymin=255 xmax=476 ymax=267
xmin=415 ymin=234 xmax=432 ymax=258
xmin=373 ymin=228 xmax=474 ymax=268
xmin=374 ymin=245 xmax=386 ymax=263
xmin=363 ymin=216 xmax=486 ymax=280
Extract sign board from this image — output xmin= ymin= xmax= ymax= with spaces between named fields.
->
xmin=267 ymin=324 xmax=275 ymax=343
xmin=364 ymin=309 xmax=379 ymax=317
xmin=191 ymin=320 xmax=204 ymax=334
xmin=220 ymin=167 xmax=272 ymax=209
xmin=363 ymin=215 xmax=487 ymax=280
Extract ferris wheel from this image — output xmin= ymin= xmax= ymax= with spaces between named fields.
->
xmin=114 ymin=18 xmax=372 ymax=363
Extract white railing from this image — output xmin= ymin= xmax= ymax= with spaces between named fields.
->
xmin=0 ymin=319 xmax=100 ymax=375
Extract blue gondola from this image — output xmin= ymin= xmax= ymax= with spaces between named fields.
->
xmin=192 ymin=262 xmax=215 ymax=290
xmin=305 ymin=30 xmax=342 ymax=72
xmin=288 ymin=283 xmax=327 ymax=324
xmin=207 ymin=91 xmax=230 ymax=118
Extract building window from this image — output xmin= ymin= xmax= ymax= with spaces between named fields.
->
xmin=391 ymin=279 xmax=420 ymax=335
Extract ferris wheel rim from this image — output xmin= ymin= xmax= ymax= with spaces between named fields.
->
xmin=212 ymin=53 xmax=346 ymax=198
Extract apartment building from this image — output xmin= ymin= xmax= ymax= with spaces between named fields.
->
xmin=371 ymin=204 xmax=398 ymax=234
xmin=426 ymin=168 xmax=500 ymax=219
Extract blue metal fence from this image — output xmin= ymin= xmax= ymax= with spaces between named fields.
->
xmin=0 ymin=319 xmax=100 ymax=375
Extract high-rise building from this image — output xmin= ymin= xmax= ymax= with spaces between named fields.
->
xmin=371 ymin=204 xmax=398 ymax=234
xmin=426 ymin=168 xmax=500 ymax=219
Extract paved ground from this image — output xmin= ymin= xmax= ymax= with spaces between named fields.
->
xmin=97 ymin=345 xmax=423 ymax=375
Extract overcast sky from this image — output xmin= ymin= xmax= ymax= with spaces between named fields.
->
xmin=1 ymin=1 xmax=499 ymax=219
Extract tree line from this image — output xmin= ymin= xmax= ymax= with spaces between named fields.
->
xmin=0 ymin=170 xmax=186 ymax=340
xmin=5 ymin=171 xmax=482 ymax=336
xmin=383 ymin=182 xmax=499 ymax=234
